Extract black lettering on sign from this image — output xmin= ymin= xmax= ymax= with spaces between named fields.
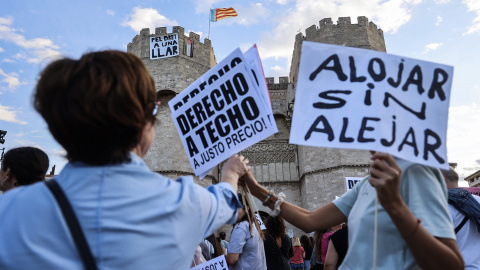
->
xmin=402 ymin=65 xmax=425 ymax=94
xmin=309 ymin=54 xmax=348 ymax=81
xmin=186 ymin=136 xmax=198 ymax=157
xmin=381 ymin=115 xmax=396 ymax=147
xmin=357 ymin=117 xmax=380 ymax=143
xmin=339 ymin=118 xmax=354 ymax=143
xmin=387 ymin=59 xmax=404 ymax=88
xmin=349 ymin=56 xmax=366 ymax=82
xmin=313 ymin=90 xmax=352 ymax=109
xmin=383 ymin=92 xmax=426 ymax=120
xmin=305 ymin=115 xmax=334 ymax=141
xmin=368 ymin=58 xmax=386 ymax=82
xmin=398 ymin=127 xmax=419 ymax=156
xmin=348 ymin=180 xmax=360 ymax=189
xmin=424 ymin=129 xmax=445 ymax=164
xmin=428 ymin=68 xmax=448 ymax=101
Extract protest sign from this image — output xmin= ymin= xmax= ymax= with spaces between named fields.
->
xmin=149 ymin=33 xmax=179 ymax=59
xmin=255 ymin=213 xmax=266 ymax=230
xmin=169 ymin=46 xmax=277 ymax=177
xmin=190 ymin=255 xmax=228 ymax=270
xmin=290 ymin=42 xmax=453 ymax=169
xmin=345 ymin=177 xmax=364 ymax=191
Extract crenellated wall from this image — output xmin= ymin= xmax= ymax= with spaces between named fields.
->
xmin=289 ymin=16 xmax=386 ymax=85
xmin=127 ymin=26 xmax=216 ymax=94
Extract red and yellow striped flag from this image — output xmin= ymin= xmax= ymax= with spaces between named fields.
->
xmin=210 ymin=8 xmax=237 ymax=22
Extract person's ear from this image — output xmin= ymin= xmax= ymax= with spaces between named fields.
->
xmin=4 ymin=167 xmax=11 ymax=180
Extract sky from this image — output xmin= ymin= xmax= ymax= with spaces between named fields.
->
xmin=1 ymin=0 xmax=479 ymax=184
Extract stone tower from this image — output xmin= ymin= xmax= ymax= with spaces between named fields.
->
xmin=127 ymin=16 xmax=387 ymax=237
xmin=243 ymin=16 xmax=387 ymax=237
xmin=127 ymin=27 xmax=218 ymax=185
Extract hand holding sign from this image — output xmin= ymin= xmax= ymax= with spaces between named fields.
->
xmin=221 ymin=154 xmax=250 ymax=190
xmin=368 ymin=152 xmax=403 ymax=210
xmin=290 ymin=42 xmax=453 ymax=169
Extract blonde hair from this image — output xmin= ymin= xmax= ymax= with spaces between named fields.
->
xmin=293 ymin=237 xmax=301 ymax=247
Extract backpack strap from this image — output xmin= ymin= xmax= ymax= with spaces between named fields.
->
xmin=455 ymin=215 xmax=469 ymax=234
xmin=46 ymin=179 xmax=98 ymax=270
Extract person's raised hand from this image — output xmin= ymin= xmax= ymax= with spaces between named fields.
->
xmin=368 ymin=152 xmax=403 ymax=210
xmin=221 ymin=154 xmax=250 ymax=191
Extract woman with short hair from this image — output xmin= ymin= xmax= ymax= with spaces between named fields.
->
xmin=0 ymin=147 xmax=49 ymax=192
xmin=0 ymin=50 xmax=249 ymax=270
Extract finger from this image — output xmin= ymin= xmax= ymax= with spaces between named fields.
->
xmin=244 ymin=158 xmax=249 ymax=164
xmin=370 ymin=152 xmax=401 ymax=171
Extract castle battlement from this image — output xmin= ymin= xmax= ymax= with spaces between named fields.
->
xmin=291 ymin=16 xmax=386 ymax=84
xmin=266 ymin=76 xmax=289 ymax=87
xmin=301 ymin=16 xmax=384 ymax=40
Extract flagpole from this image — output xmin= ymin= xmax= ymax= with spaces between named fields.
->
xmin=208 ymin=9 xmax=211 ymax=40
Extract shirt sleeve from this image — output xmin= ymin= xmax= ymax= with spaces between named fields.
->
xmin=184 ymin=177 xmax=242 ymax=240
xmin=228 ymin=222 xmax=249 ymax=254
xmin=333 ymin=177 xmax=366 ymax=219
xmin=401 ymin=164 xmax=455 ymax=240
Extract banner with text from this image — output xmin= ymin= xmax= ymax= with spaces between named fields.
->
xmin=290 ymin=42 xmax=453 ymax=169
xmin=345 ymin=177 xmax=364 ymax=191
xmin=150 ymin=33 xmax=179 ymax=59
xmin=169 ymin=46 xmax=277 ymax=177
xmin=190 ymin=255 xmax=229 ymax=270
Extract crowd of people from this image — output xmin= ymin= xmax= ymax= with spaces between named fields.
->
xmin=0 ymin=50 xmax=478 ymax=269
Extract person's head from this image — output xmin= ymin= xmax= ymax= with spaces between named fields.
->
xmin=265 ymin=215 xmax=286 ymax=238
xmin=0 ymin=147 xmax=49 ymax=192
xmin=300 ymin=234 xmax=312 ymax=248
xmin=292 ymin=237 xmax=301 ymax=247
xmin=235 ymin=192 xmax=265 ymax=240
xmin=219 ymin=231 xmax=226 ymax=240
xmin=441 ymin=167 xmax=459 ymax=189
xmin=34 ymin=50 xmax=157 ymax=165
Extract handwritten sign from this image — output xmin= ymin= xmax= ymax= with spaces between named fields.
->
xmin=345 ymin=177 xmax=364 ymax=191
xmin=169 ymin=46 xmax=277 ymax=177
xmin=149 ymin=33 xmax=179 ymax=59
xmin=190 ymin=255 xmax=229 ymax=270
xmin=290 ymin=42 xmax=453 ymax=169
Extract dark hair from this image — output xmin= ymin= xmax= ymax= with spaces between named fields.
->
xmin=206 ymin=233 xmax=223 ymax=258
xmin=34 ymin=50 xmax=156 ymax=165
xmin=219 ymin=231 xmax=226 ymax=240
xmin=265 ymin=216 xmax=286 ymax=238
xmin=300 ymin=234 xmax=312 ymax=249
xmin=235 ymin=192 xmax=265 ymax=240
xmin=441 ymin=167 xmax=459 ymax=183
xmin=1 ymin=147 xmax=49 ymax=186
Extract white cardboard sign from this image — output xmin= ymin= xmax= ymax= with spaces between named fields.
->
xmin=169 ymin=46 xmax=277 ymax=177
xmin=345 ymin=177 xmax=364 ymax=191
xmin=149 ymin=33 xmax=179 ymax=59
xmin=290 ymin=42 xmax=453 ymax=169
xmin=190 ymin=255 xmax=229 ymax=270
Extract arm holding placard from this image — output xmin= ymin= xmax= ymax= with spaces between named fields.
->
xmin=240 ymin=152 xmax=464 ymax=269
xmin=369 ymin=152 xmax=463 ymax=270
xmin=239 ymin=171 xmax=347 ymax=233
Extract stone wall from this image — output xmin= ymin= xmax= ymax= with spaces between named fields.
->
xmin=128 ymin=17 xmax=386 ymax=239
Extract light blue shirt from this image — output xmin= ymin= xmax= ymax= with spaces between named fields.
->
xmin=333 ymin=157 xmax=455 ymax=270
xmin=228 ymin=220 xmax=267 ymax=270
xmin=0 ymin=152 xmax=240 ymax=270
